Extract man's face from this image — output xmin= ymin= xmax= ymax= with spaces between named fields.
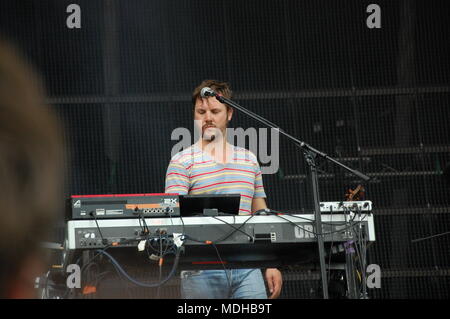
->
xmin=194 ymin=97 xmax=233 ymax=140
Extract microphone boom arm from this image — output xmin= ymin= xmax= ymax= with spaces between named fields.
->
xmin=211 ymin=92 xmax=370 ymax=299
xmin=215 ymin=94 xmax=370 ymax=182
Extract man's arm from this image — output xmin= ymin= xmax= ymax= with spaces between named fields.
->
xmin=251 ymin=197 xmax=268 ymax=213
xmin=251 ymin=197 xmax=283 ymax=299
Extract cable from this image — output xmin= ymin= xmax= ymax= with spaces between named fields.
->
xmin=411 ymin=230 xmax=450 ymax=243
xmin=269 ymin=210 xmax=316 ymax=222
xmin=271 ymin=210 xmax=368 ymax=237
xmin=107 ymin=265 xmax=133 ymax=299
xmin=137 ymin=213 xmax=150 ymax=237
xmin=82 ymin=261 xmax=100 ymax=299
xmin=271 ymin=207 xmax=370 ymax=298
xmin=272 ymin=208 xmax=368 ymax=227
xmin=43 ymin=270 xmax=51 ymax=299
xmin=211 ymin=215 xmax=255 ymax=242
xmin=35 ymin=272 xmax=71 ymax=299
xmin=96 ymin=247 xmax=181 ymax=288
xmin=182 ymin=214 xmax=255 ymax=244
xmin=66 ymin=221 xmax=179 ymax=294
xmin=348 ymin=205 xmax=370 ymax=299
xmin=80 ymin=244 xmax=113 ymax=276
xmin=178 ymin=214 xmax=256 ymax=295
xmin=327 ymin=207 xmax=335 ymax=289
xmin=353 ymin=205 xmax=365 ymax=298
xmin=156 ymin=231 xmax=163 ymax=299
xmin=89 ymin=211 xmax=107 ymax=245
xmin=356 ymin=209 xmax=368 ymax=298
xmin=269 ymin=214 xmax=319 ymax=236
xmin=211 ymin=242 xmax=232 ymax=292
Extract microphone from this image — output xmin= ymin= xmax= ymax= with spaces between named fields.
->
xmin=200 ymin=87 xmax=217 ymax=98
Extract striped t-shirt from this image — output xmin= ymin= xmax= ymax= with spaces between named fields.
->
xmin=164 ymin=144 xmax=266 ymax=214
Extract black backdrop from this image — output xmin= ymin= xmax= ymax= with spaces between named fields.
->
xmin=1 ymin=0 xmax=449 ymax=298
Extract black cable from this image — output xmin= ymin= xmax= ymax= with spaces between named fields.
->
xmin=179 ymin=214 xmax=255 ymax=295
xmin=182 ymin=215 xmax=255 ymax=244
xmin=80 ymin=244 xmax=112 ymax=275
xmin=271 ymin=206 xmax=371 ymax=298
xmin=327 ymin=207 xmax=334 ymax=289
xmin=272 ymin=210 xmax=367 ymax=237
xmin=159 ymin=231 xmax=163 ymax=253
xmin=351 ymin=216 xmax=365 ymax=297
xmin=256 ymin=209 xmax=341 ymax=236
xmin=82 ymin=214 xmax=152 ymax=295
xmin=270 ymin=214 xmax=321 ymax=236
xmin=342 ymin=204 xmax=361 ymax=297
xmin=107 ymin=264 xmax=133 ymax=299
xmin=211 ymin=215 xmax=255 ymax=241
xmin=145 ymin=234 xmax=173 ymax=255
xmin=43 ymin=270 xmax=50 ymax=299
xmin=175 ymin=213 xmax=232 ymax=295
xmin=156 ymin=232 xmax=163 ymax=299
xmin=68 ymin=242 xmax=130 ymax=298
xmin=211 ymin=242 xmax=232 ymax=293
xmin=96 ymin=247 xmax=181 ymax=288
xmin=412 ymin=230 xmax=450 ymax=243
xmin=83 ymin=261 xmax=100 ymax=285
xmin=357 ymin=206 xmax=367 ymax=298
xmin=89 ymin=211 xmax=107 ymax=245
xmin=347 ymin=204 xmax=367 ymax=298
xmin=35 ymin=273 xmax=71 ymax=299
xmin=268 ymin=210 xmax=316 ymax=222
xmin=82 ymin=261 xmax=100 ymax=299
xmin=271 ymin=207 xmax=368 ymax=227
xmin=355 ymin=208 xmax=368 ymax=298
xmin=341 ymin=205 xmax=356 ymax=299
xmin=137 ymin=214 xmax=148 ymax=237
xmin=179 ymin=214 xmax=186 ymax=232
xmin=70 ymin=231 xmax=174 ymax=295
xmin=354 ymin=237 xmax=363 ymax=295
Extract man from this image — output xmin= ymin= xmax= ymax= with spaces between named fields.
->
xmin=0 ymin=39 xmax=63 ymax=298
xmin=165 ymin=79 xmax=282 ymax=299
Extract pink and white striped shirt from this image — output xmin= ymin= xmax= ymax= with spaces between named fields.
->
xmin=165 ymin=144 xmax=266 ymax=215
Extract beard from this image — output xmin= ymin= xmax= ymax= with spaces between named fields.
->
xmin=202 ymin=126 xmax=220 ymax=141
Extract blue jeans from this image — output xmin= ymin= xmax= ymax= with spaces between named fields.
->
xmin=180 ymin=269 xmax=267 ymax=299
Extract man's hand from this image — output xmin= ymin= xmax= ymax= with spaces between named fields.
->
xmin=265 ymin=268 xmax=282 ymax=299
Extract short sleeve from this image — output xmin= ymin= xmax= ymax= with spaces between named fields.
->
xmin=254 ymin=161 xmax=266 ymax=198
xmin=164 ymin=158 xmax=190 ymax=195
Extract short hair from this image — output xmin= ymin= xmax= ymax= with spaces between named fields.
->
xmin=0 ymin=39 xmax=63 ymax=297
xmin=191 ymin=79 xmax=233 ymax=110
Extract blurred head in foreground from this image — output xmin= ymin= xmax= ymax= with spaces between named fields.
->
xmin=0 ymin=39 xmax=63 ymax=298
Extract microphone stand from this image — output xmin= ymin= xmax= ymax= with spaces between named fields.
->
xmin=213 ymin=93 xmax=371 ymax=299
